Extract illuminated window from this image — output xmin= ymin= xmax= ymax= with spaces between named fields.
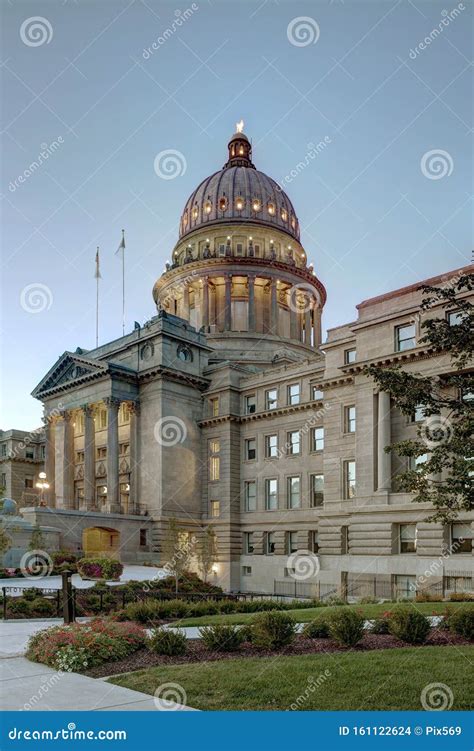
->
xmin=192 ymin=206 xmax=198 ymax=220
xmin=209 ymin=439 xmax=220 ymax=481
xmin=209 ymin=398 xmax=219 ymax=417
xmin=209 ymin=500 xmax=220 ymax=518
xmin=281 ymin=208 xmax=288 ymax=221
xmin=267 ymin=203 xmax=275 ymax=215
xmin=119 ymin=403 xmax=130 ymax=424
xmin=235 ymin=196 xmax=244 ymax=211
xmin=219 ymin=197 xmax=227 ymax=211
xmin=252 ymin=199 xmax=261 ymax=212
xmin=183 ymin=210 xmax=188 ymax=227
xmin=204 ymin=200 xmax=212 ymax=215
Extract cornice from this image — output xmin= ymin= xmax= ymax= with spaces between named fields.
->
xmin=138 ymin=364 xmax=210 ymax=391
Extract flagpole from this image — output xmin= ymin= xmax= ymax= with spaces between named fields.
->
xmin=121 ymin=229 xmax=125 ymax=337
xmin=95 ymin=246 xmax=100 ymax=348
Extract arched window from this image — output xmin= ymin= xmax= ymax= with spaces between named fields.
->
xmin=252 ymin=199 xmax=261 ymax=212
xmin=219 ymin=196 xmax=227 ymax=211
xmin=235 ymin=196 xmax=245 ymax=211
xmin=192 ymin=205 xmax=198 ymax=220
xmin=267 ymin=202 xmax=275 ymax=216
xmin=204 ymin=200 xmax=212 ymax=215
xmin=281 ymin=208 xmax=288 ymax=222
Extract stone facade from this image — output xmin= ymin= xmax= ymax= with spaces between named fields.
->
xmin=16 ymin=126 xmax=474 ymax=593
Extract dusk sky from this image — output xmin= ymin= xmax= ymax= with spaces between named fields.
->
xmin=1 ymin=0 xmax=472 ymax=430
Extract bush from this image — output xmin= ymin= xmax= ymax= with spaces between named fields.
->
xmin=217 ymin=599 xmax=237 ymax=614
xmin=121 ymin=600 xmax=162 ymax=625
xmin=188 ymin=601 xmax=219 ymax=617
xmin=449 ymin=592 xmax=473 ymax=602
xmin=328 ymin=608 xmax=364 ymax=647
xmin=415 ymin=592 xmax=443 ymax=602
xmin=199 ymin=623 xmax=244 ymax=652
xmin=77 ymin=558 xmax=123 ymax=581
xmin=359 ymin=596 xmax=379 ymax=605
xmin=302 ymin=618 xmax=330 ymax=639
xmin=8 ymin=598 xmax=32 ymax=616
xmin=237 ymin=599 xmax=281 ymax=613
xmin=31 ymin=597 xmax=56 ymax=617
xmin=324 ymin=595 xmax=346 ymax=606
xmin=388 ymin=608 xmax=430 ymax=644
xmin=26 ymin=619 xmax=146 ymax=671
xmin=448 ymin=609 xmax=474 ymax=640
xmin=52 ymin=550 xmax=78 ymax=567
xmin=156 ymin=599 xmax=190 ymax=619
xmin=370 ymin=616 xmax=390 ymax=634
xmin=149 ymin=627 xmax=187 ymax=656
xmin=239 ymin=623 xmax=254 ymax=643
xmin=251 ymin=611 xmax=296 ymax=649
xmin=21 ymin=588 xmax=40 ymax=601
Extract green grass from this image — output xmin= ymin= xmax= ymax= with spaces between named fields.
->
xmin=108 ymin=645 xmax=474 ymax=710
xmin=171 ymin=600 xmax=472 ymax=628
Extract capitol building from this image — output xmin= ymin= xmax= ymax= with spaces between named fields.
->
xmin=3 ymin=124 xmax=473 ymax=597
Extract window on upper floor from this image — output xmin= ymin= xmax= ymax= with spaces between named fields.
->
xmin=245 ymin=395 xmax=256 ymax=414
xmin=119 ymin=403 xmax=130 ymax=424
xmin=244 ymin=481 xmax=257 ymax=512
xmin=399 ymin=524 xmax=417 ymax=553
xmin=410 ymin=404 xmax=425 ymax=423
xmin=209 ymin=397 xmax=219 ymax=417
xmin=344 ymin=405 xmax=356 ymax=433
xmin=265 ymin=388 xmax=278 ymax=410
xmin=447 ymin=310 xmax=466 ymax=326
xmin=25 ymin=447 xmax=34 ymax=460
xmin=451 ymin=523 xmax=473 ymax=554
xmin=409 ymin=454 xmax=428 ymax=471
xmin=287 ymin=431 xmax=301 ymax=456
xmin=265 ymin=479 xmax=278 ymax=511
xmin=344 ymin=348 xmax=356 ymax=365
xmin=395 ymin=323 xmax=416 ymax=352
xmin=209 ymin=500 xmax=220 ymax=518
xmin=245 ymin=438 xmax=256 ymax=461
xmin=311 ymin=386 xmax=324 ymax=401
xmin=310 ymin=427 xmax=324 ymax=452
xmin=287 ymin=476 xmax=301 ymax=509
xmin=97 ymin=446 xmax=107 ymax=459
xmin=1 ymin=444 xmax=6 ymax=457
xmin=265 ymin=434 xmax=278 ymax=458
xmin=24 ymin=477 xmax=33 ymax=489
xmin=243 ymin=532 xmax=254 ymax=554
xmin=286 ymin=531 xmax=298 ymax=555
xmin=287 ymin=383 xmax=300 ymax=405
xmin=209 ymin=439 xmax=220 ymax=481
xmin=343 ymin=460 xmax=356 ymax=499
xmin=310 ymin=474 xmax=324 ymax=508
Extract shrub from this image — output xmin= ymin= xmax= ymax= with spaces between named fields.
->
xmin=217 ymin=599 xmax=237 ymax=614
xmin=26 ymin=619 xmax=146 ymax=671
xmin=31 ymin=598 xmax=56 ymax=617
xmin=188 ymin=600 xmax=219 ymax=617
xmin=370 ymin=616 xmax=390 ymax=634
xmin=21 ymin=588 xmax=40 ymax=601
xmin=388 ymin=608 xmax=430 ymax=644
xmin=239 ymin=623 xmax=254 ymax=643
xmin=328 ymin=608 xmax=364 ymax=647
xmin=52 ymin=550 xmax=77 ymax=567
xmin=449 ymin=592 xmax=473 ymax=602
xmin=122 ymin=600 xmax=162 ymax=625
xmin=237 ymin=599 xmax=281 ymax=613
xmin=251 ymin=611 xmax=296 ymax=649
xmin=8 ymin=598 xmax=32 ymax=616
xmin=149 ymin=627 xmax=187 ymax=656
xmin=199 ymin=623 xmax=244 ymax=652
xmin=77 ymin=558 xmax=123 ymax=581
xmin=448 ymin=609 xmax=474 ymax=640
xmin=415 ymin=592 xmax=443 ymax=602
xmin=359 ymin=596 xmax=379 ymax=605
xmin=302 ymin=618 xmax=330 ymax=639
xmin=156 ymin=599 xmax=190 ymax=619
xmin=324 ymin=595 xmax=346 ymax=606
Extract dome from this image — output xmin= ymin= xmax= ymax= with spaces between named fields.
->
xmin=0 ymin=498 xmax=18 ymax=516
xmin=179 ymin=123 xmax=300 ymax=243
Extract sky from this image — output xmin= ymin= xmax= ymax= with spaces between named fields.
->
xmin=1 ymin=0 xmax=472 ymax=430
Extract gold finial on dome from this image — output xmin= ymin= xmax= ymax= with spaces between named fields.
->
xmin=236 ymin=119 xmax=244 ymax=133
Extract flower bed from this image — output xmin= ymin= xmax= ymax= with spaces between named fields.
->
xmin=26 ymin=618 xmax=146 ymax=672
xmin=77 ymin=558 xmax=123 ymax=581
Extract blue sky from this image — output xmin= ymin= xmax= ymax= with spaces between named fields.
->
xmin=1 ymin=0 xmax=472 ymax=429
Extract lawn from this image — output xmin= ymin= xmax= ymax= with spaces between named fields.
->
xmin=171 ymin=600 xmax=472 ymax=627
xmin=108 ymin=645 xmax=473 ymax=711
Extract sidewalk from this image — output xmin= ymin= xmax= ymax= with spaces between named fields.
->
xmin=0 ymin=657 xmax=196 ymax=711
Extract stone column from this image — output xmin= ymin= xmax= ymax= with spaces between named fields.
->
xmin=105 ymin=398 xmax=120 ymax=513
xmin=54 ymin=411 xmax=74 ymax=509
xmin=83 ymin=405 xmax=96 ymax=510
xmin=313 ymin=305 xmax=322 ymax=348
xmin=183 ymin=284 xmax=190 ymax=321
xmin=289 ymin=292 xmax=298 ymax=340
xmin=270 ymin=279 xmax=278 ymax=335
xmin=247 ymin=275 xmax=256 ymax=332
xmin=43 ymin=415 xmax=55 ymax=507
xmin=305 ymin=303 xmax=312 ymax=346
xmin=129 ymin=401 xmax=140 ymax=515
xmin=202 ymin=277 xmax=209 ymax=330
xmin=377 ymin=391 xmax=392 ymax=492
xmin=224 ymin=274 xmax=232 ymax=331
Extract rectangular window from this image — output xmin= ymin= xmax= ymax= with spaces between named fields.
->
xmin=209 ymin=397 xmax=219 ymax=417
xmin=96 ymin=446 xmax=107 ymax=459
xmin=310 ymin=427 xmax=324 ymax=452
xmin=310 ymin=530 xmax=320 ymax=554
xmin=75 ymin=413 xmax=85 ymax=434
xmin=139 ymin=529 xmax=148 ymax=546
xmin=243 ymin=532 xmax=254 ymax=554
xmin=265 ymin=478 xmax=278 ymax=510
xmin=344 ymin=348 xmax=356 ymax=364
xmin=209 ymin=500 xmax=220 ymax=518
xmin=244 ymin=481 xmax=257 ymax=512
xmin=98 ymin=409 xmax=107 ymax=429
xmin=286 ymin=531 xmax=298 ymax=555
xmin=209 ymin=439 xmax=220 ymax=481
xmin=254 ymin=243 xmax=261 ymax=256
xmin=400 ymin=524 xmax=417 ymax=553
xmin=0 ymin=473 xmax=6 ymax=488
xmin=287 ymin=383 xmax=300 ymax=405
xmin=25 ymin=448 xmax=34 ymax=459
xmin=245 ymin=395 xmax=256 ymax=414
xmin=343 ymin=460 xmax=356 ymax=499
xmin=341 ymin=525 xmax=349 ymax=555
xmin=409 ymin=454 xmax=428 ymax=471
xmin=242 ymin=565 xmax=252 ymax=576
xmin=264 ymin=531 xmax=275 ymax=555
xmin=311 ymin=386 xmax=324 ymax=401
xmin=219 ymin=243 xmax=226 ymax=256
xmin=236 ymin=243 xmax=243 ymax=255
xmin=411 ymin=404 xmax=425 ymax=423
xmin=119 ymin=443 xmax=129 ymax=456
xmin=396 ymin=323 xmax=416 ymax=352
xmin=265 ymin=388 xmax=278 ymax=410
xmin=451 ymin=523 xmax=473 ymax=554
xmin=345 ymin=405 xmax=356 ymax=433
xmin=448 ymin=310 xmax=465 ymax=326
xmin=265 ymin=434 xmax=278 ymax=458
xmin=245 ymin=438 xmax=256 ymax=461
xmin=287 ymin=476 xmax=301 ymax=509
xmin=76 ymin=450 xmax=85 ymax=463
xmin=24 ymin=478 xmax=33 ymax=489
xmin=119 ymin=403 xmax=130 ymax=424
xmin=287 ymin=430 xmax=301 ymax=456
xmin=310 ymin=474 xmax=324 ymax=507
xmin=1 ymin=444 xmax=7 ymax=457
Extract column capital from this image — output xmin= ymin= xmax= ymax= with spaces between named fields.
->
xmin=104 ymin=397 xmax=121 ymax=409
xmin=128 ymin=400 xmax=140 ymax=415
xmin=81 ymin=403 xmax=96 ymax=417
xmin=58 ymin=409 xmax=72 ymax=422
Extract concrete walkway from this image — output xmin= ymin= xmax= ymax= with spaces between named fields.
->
xmin=0 ymin=657 xmax=195 ymax=711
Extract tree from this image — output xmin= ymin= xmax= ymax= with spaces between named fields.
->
xmin=29 ymin=524 xmax=46 ymax=551
xmin=160 ymin=518 xmax=195 ymax=594
xmin=0 ymin=523 xmax=12 ymax=562
xmin=196 ymin=526 xmax=218 ymax=582
xmin=366 ymin=272 xmax=474 ymax=523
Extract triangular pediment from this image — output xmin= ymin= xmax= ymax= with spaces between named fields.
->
xmin=31 ymin=352 xmax=108 ymax=399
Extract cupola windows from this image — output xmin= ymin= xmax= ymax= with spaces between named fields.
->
xmin=252 ymin=199 xmax=261 ymax=212
xmin=192 ymin=205 xmax=198 ymax=220
xmin=281 ymin=208 xmax=288 ymax=222
xmin=219 ymin=196 xmax=228 ymax=211
xmin=267 ymin=202 xmax=275 ymax=216
xmin=235 ymin=196 xmax=245 ymax=211
xmin=204 ymin=200 xmax=212 ymax=215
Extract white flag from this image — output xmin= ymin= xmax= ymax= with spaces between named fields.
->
xmin=115 ymin=230 xmax=125 ymax=256
xmin=94 ymin=247 xmax=101 ymax=279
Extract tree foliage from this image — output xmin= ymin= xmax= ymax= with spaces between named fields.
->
xmin=160 ymin=518 xmax=195 ymax=594
xmin=366 ymin=273 xmax=474 ymax=522
xmin=196 ymin=526 xmax=218 ymax=582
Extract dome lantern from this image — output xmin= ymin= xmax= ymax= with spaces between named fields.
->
xmin=225 ymin=120 xmax=255 ymax=169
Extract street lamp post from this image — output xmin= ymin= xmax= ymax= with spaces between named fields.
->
xmin=35 ymin=471 xmax=49 ymax=506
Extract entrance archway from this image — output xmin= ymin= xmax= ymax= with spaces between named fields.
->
xmin=82 ymin=527 xmax=120 ymax=559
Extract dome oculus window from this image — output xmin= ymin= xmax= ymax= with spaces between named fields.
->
xmin=192 ymin=206 xmax=198 ymax=220
xmin=267 ymin=202 xmax=275 ymax=216
xmin=183 ymin=210 xmax=188 ymax=228
xmin=252 ymin=199 xmax=261 ymax=212
xmin=204 ymin=200 xmax=212 ymax=215
xmin=281 ymin=208 xmax=288 ymax=222
xmin=219 ymin=197 xmax=228 ymax=211
xmin=235 ymin=196 xmax=245 ymax=211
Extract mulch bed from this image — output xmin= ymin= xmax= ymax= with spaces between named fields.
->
xmin=84 ymin=628 xmax=471 ymax=679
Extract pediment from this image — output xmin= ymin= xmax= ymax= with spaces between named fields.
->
xmin=31 ymin=352 xmax=108 ymax=399
xmin=271 ymin=348 xmax=302 ymax=365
